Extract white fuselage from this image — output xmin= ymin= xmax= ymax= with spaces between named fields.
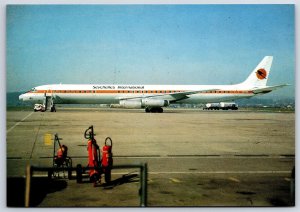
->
xmin=19 ymin=84 xmax=255 ymax=105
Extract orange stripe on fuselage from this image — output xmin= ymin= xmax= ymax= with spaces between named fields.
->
xmin=28 ymin=90 xmax=254 ymax=94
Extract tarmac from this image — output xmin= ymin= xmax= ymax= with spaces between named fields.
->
xmin=6 ymin=108 xmax=295 ymax=207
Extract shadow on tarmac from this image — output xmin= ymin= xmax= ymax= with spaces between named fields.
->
xmin=100 ymin=173 xmax=139 ymax=189
xmin=7 ymin=173 xmax=139 ymax=207
xmin=7 ymin=177 xmax=67 ymax=207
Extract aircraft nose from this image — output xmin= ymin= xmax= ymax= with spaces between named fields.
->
xmin=19 ymin=94 xmax=24 ymax=101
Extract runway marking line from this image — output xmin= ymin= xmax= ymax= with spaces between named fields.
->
xmin=148 ymin=171 xmax=291 ymax=174
xmin=113 ymin=155 xmax=294 ymax=159
xmin=110 ymin=170 xmax=291 ymax=175
xmin=127 ymin=171 xmax=291 ymax=174
xmin=6 ymin=112 xmax=34 ymax=134
xmin=169 ymin=178 xmax=181 ymax=183
xmin=148 ymin=179 xmax=154 ymax=184
xmin=228 ymin=177 xmax=240 ymax=183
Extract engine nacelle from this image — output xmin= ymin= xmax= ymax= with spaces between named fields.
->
xmin=142 ymin=99 xmax=169 ymax=107
xmin=119 ymin=100 xmax=142 ymax=109
xmin=119 ymin=99 xmax=169 ymax=109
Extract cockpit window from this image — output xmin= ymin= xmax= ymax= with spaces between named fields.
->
xmin=27 ymin=88 xmax=37 ymax=93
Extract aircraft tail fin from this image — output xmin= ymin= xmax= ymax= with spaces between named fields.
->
xmin=240 ymin=56 xmax=273 ymax=88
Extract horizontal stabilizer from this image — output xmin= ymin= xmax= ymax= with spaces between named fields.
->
xmin=252 ymin=84 xmax=290 ymax=94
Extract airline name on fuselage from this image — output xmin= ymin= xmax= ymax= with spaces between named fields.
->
xmin=92 ymin=85 xmax=145 ymax=90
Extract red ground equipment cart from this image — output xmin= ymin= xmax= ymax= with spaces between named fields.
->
xmin=49 ymin=133 xmax=72 ymax=179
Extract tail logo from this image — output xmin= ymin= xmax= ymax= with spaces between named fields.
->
xmin=256 ymin=69 xmax=267 ymax=80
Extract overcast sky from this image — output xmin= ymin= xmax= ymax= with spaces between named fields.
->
xmin=6 ymin=4 xmax=294 ymax=98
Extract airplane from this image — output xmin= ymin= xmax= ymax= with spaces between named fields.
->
xmin=19 ymin=56 xmax=288 ymax=113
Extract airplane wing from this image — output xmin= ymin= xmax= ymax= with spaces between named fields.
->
xmin=252 ymin=84 xmax=290 ymax=94
xmin=119 ymin=89 xmax=218 ymax=102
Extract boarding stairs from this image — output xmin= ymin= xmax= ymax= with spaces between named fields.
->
xmin=43 ymin=94 xmax=55 ymax=112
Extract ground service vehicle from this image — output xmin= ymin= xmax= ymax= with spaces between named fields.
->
xmin=33 ymin=104 xmax=45 ymax=112
xmin=203 ymin=102 xmax=238 ymax=110
xmin=220 ymin=102 xmax=238 ymax=110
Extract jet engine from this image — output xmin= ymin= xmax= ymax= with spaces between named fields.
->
xmin=119 ymin=100 xmax=142 ymax=108
xmin=141 ymin=99 xmax=169 ymax=107
xmin=119 ymin=99 xmax=169 ymax=109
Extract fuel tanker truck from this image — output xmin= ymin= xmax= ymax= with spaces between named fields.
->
xmin=203 ymin=102 xmax=238 ymax=110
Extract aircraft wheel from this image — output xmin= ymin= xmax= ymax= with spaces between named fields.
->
xmin=149 ymin=107 xmax=163 ymax=113
xmin=145 ymin=108 xmax=150 ymax=113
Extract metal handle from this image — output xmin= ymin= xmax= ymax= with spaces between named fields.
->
xmin=105 ymin=137 xmax=112 ymax=146
xmin=84 ymin=125 xmax=95 ymax=139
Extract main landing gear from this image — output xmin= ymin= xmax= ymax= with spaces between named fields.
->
xmin=145 ymin=107 xmax=163 ymax=113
